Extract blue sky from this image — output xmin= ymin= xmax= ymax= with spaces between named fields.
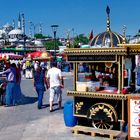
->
xmin=0 ymin=0 xmax=140 ymax=38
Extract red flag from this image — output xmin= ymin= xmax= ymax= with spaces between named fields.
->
xmin=89 ymin=30 xmax=93 ymax=41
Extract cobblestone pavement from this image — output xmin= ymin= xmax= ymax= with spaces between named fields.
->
xmin=0 ymin=72 xmax=109 ymax=140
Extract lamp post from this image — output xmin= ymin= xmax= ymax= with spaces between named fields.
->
xmin=51 ymin=25 xmax=59 ymax=62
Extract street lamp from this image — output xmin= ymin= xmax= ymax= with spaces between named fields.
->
xmin=51 ymin=25 xmax=59 ymax=62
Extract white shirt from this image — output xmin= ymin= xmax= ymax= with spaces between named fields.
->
xmin=46 ymin=67 xmax=62 ymax=88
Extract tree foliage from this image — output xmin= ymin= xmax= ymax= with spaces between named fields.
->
xmin=34 ymin=33 xmax=47 ymax=39
xmin=34 ymin=33 xmax=89 ymax=49
xmin=44 ymin=39 xmax=63 ymax=50
xmin=73 ymin=34 xmax=89 ymax=48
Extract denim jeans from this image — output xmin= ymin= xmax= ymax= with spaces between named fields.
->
xmin=6 ymin=82 xmax=16 ymax=105
xmin=36 ymin=87 xmax=44 ymax=108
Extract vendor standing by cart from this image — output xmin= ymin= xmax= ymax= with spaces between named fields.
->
xmin=0 ymin=62 xmax=17 ymax=106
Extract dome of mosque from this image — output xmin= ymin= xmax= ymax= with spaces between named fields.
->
xmin=3 ymin=23 xmax=13 ymax=29
xmin=90 ymin=6 xmax=126 ymax=48
xmin=3 ymin=23 xmax=13 ymax=33
xmin=8 ymin=28 xmax=23 ymax=35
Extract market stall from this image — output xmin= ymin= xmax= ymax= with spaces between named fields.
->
xmin=0 ymin=53 xmax=23 ymax=73
xmin=0 ymin=53 xmax=23 ymax=60
xmin=33 ymin=52 xmax=52 ymax=61
xmin=24 ymin=52 xmax=40 ymax=79
xmin=24 ymin=52 xmax=52 ymax=78
xmin=25 ymin=51 xmax=42 ymax=59
xmin=33 ymin=52 xmax=52 ymax=69
xmin=64 ymin=6 xmax=140 ymax=139
xmin=65 ymin=44 xmax=140 ymax=138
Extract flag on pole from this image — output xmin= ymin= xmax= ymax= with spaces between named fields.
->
xmin=89 ymin=30 xmax=93 ymax=41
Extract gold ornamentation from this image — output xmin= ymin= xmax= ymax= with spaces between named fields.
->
xmin=87 ymin=103 xmax=118 ymax=129
xmin=75 ymin=102 xmax=84 ymax=114
xmin=103 ymin=108 xmax=114 ymax=121
xmin=105 ymin=62 xmax=113 ymax=68
xmin=88 ymin=103 xmax=117 ymax=122
xmin=67 ymin=90 xmax=128 ymax=100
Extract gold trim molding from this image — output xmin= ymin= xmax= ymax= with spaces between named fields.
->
xmin=64 ymin=44 xmax=140 ymax=56
xmin=67 ymin=90 xmax=128 ymax=100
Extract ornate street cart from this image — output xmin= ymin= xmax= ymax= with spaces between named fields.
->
xmin=65 ymin=44 xmax=140 ymax=130
xmin=64 ymin=7 xmax=140 ymax=137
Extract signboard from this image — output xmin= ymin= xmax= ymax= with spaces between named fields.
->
xmin=128 ymin=95 xmax=140 ymax=140
xmin=67 ymin=55 xmax=116 ymax=62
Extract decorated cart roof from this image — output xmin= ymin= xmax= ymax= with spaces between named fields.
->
xmin=65 ymin=44 xmax=140 ymax=56
xmin=90 ymin=6 xmax=126 ymax=48
xmin=64 ymin=6 xmax=140 ymax=58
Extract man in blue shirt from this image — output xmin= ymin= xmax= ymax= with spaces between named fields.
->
xmin=0 ymin=63 xmax=17 ymax=106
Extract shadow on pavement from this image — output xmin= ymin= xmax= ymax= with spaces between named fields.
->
xmin=18 ymin=94 xmax=38 ymax=105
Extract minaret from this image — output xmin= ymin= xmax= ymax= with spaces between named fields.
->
xmin=123 ymin=25 xmax=127 ymax=38
xmin=12 ymin=19 xmax=15 ymax=29
xmin=18 ymin=13 xmax=21 ymax=29
xmin=39 ymin=22 xmax=42 ymax=34
xmin=106 ymin=6 xmax=111 ymax=31
xmin=29 ymin=21 xmax=32 ymax=38
xmin=21 ymin=13 xmax=25 ymax=35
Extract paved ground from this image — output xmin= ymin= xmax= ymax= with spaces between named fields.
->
xmin=0 ymin=72 xmax=109 ymax=140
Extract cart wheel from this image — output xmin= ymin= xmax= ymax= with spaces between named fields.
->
xmin=87 ymin=103 xmax=118 ymax=129
xmin=92 ymin=119 xmax=114 ymax=129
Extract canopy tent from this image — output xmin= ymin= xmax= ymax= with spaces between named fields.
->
xmin=25 ymin=51 xmax=42 ymax=58
xmin=33 ymin=52 xmax=52 ymax=61
xmin=0 ymin=53 xmax=23 ymax=60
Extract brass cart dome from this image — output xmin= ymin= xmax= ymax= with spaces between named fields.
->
xmin=90 ymin=6 xmax=126 ymax=48
xmin=90 ymin=31 xmax=124 ymax=48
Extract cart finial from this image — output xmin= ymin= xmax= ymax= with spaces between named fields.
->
xmin=106 ymin=6 xmax=111 ymax=31
xmin=106 ymin=6 xmax=110 ymax=15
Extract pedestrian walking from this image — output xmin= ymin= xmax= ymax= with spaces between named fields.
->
xmin=15 ymin=63 xmax=22 ymax=104
xmin=0 ymin=62 xmax=17 ymax=106
xmin=34 ymin=61 xmax=39 ymax=71
xmin=22 ymin=62 xmax=26 ymax=77
xmin=46 ymin=61 xmax=64 ymax=112
xmin=33 ymin=65 xmax=47 ymax=109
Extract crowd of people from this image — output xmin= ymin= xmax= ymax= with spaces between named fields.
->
xmin=0 ymin=60 xmax=64 ymax=112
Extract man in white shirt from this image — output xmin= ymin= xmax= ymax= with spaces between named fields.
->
xmin=46 ymin=62 xmax=64 ymax=112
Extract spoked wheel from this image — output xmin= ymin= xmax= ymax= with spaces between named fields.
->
xmin=92 ymin=120 xmax=113 ymax=129
xmin=87 ymin=103 xmax=118 ymax=130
